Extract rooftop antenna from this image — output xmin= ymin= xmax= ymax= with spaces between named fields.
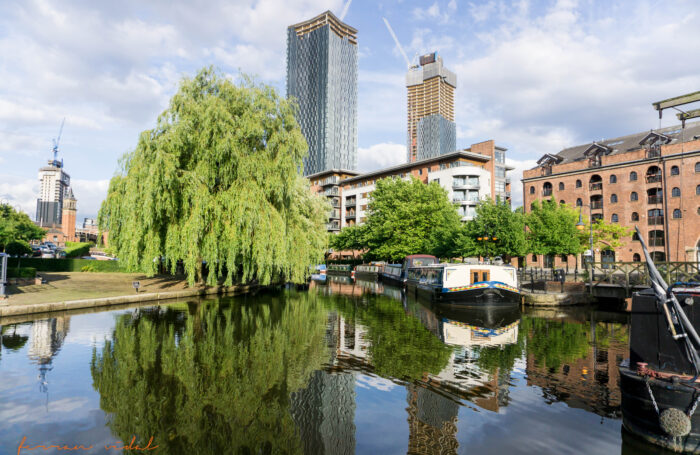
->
xmin=382 ymin=17 xmax=412 ymax=70
xmin=52 ymin=118 xmax=65 ymax=164
xmin=339 ymin=0 xmax=352 ymax=20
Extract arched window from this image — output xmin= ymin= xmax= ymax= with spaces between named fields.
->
xmin=559 ymin=182 xmax=565 ymax=190
xmin=671 ymin=165 xmax=679 ymax=175
xmin=633 ymin=253 xmax=641 ymax=262
xmin=610 ymin=194 xmax=618 ymax=203
xmin=697 ymin=185 xmax=700 ymax=195
xmin=630 ymin=171 xmax=637 ymax=181
xmin=649 ymin=230 xmax=665 ymax=247
xmin=672 ymin=187 xmax=681 ymax=197
xmin=543 ymin=182 xmax=553 ymax=196
xmin=531 ymin=254 xmax=538 ymax=262
xmin=576 ymin=179 xmax=582 ymax=188
xmin=529 ymin=186 xmax=535 ymax=194
xmin=696 ymin=162 xmax=700 ymax=173
xmin=610 ymin=174 xmax=617 ymax=184
xmin=560 ymin=200 xmax=565 ymax=205
xmin=576 ymin=198 xmax=582 ymax=207
xmin=673 ymin=209 xmax=682 ymax=219
xmin=630 ymin=192 xmax=638 ymax=201
xmin=631 ymin=212 xmax=639 ymax=221
xmin=611 ymin=214 xmax=618 ymax=222
xmin=632 ymin=232 xmax=640 ymax=241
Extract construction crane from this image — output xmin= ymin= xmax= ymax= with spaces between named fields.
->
xmin=51 ymin=118 xmax=65 ymax=165
xmin=339 ymin=0 xmax=352 ymax=20
xmin=382 ymin=17 xmax=413 ymax=70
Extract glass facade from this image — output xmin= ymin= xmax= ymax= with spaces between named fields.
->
xmin=287 ymin=15 xmax=358 ymax=176
xmin=415 ymin=114 xmax=456 ymax=161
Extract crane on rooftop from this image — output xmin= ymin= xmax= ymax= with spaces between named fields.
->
xmin=51 ymin=118 xmax=65 ymax=166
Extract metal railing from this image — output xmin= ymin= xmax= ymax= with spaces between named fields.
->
xmin=648 ymin=216 xmax=664 ymax=225
xmin=648 ymin=195 xmax=663 ymax=204
xmin=590 ymin=182 xmax=603 ymax=191
xmin=591 ymin=201 xmax=604 ymax=210
xmin=587 ymin=261 xmax=700 ymax=296
xmin=646 ymin=174 xmax=662 ymax=184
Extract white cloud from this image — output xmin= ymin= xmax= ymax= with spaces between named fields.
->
xmin=505 ymin=157 xmax=537 ymax=208
xmin=358 ymin=143 xmax=405 ymax=172
xmin=71 ymin=179 xmax=110 ymax=220
xmin=0 ymin=174 xmax=38 ymax=216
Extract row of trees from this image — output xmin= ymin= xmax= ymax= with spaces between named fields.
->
xmin=0 ymin=204 xmax=45 ymax=256
xmin=330 ymin=177 xmax=631 ymax=263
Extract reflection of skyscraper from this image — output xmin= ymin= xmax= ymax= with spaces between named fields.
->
xmin=406 ymin=384 xmax=459 ymax=454
xmin=287 ymin=11 xmax=358 ymax=176
xmin=28 ymin=317 xmax=70 ymax=395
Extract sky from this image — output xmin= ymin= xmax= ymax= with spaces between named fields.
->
xmin=1 ymin=0 xmax=700 ymax=223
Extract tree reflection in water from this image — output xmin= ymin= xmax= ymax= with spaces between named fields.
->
xmin=90 ymin=292 xmax=328 ymax=454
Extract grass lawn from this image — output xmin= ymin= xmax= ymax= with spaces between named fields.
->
xmin=4 ymin=272 xmax=191 ymax=305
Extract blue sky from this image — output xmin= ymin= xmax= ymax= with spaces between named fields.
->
xmin=1 ymin=0 xmax=699 ymax=221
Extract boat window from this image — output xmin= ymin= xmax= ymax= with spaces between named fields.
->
xmin=482 ymin=272 xmax=489 ymax=282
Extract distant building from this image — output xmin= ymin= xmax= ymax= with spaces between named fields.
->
xmin=406 ymin=53 xmax=457 ymax=162
xmin=522 ymin=121 xmax=700 ymax=267
xmin=308 ymin=169 xmax=360 ymax=232
xmin=287 ymin=11 xmax=358 ymax=176
xmin=36 ymin=159 xmax=70 ymax=227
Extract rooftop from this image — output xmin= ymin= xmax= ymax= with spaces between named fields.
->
xmin=305 ymin=168 xmax=361 ymax=180
xmin=289 ymin=10 xmax=357 ymax=43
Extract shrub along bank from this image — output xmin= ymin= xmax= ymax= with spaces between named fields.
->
xmin=7 ymin=267 xmax=37 ymax=278
xmin=64 ymin=242 xmax=92 ymax=258
xmin=7 ymin=258 xmax=124 ymax=273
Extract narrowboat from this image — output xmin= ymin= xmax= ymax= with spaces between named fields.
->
xmin=620 ymin=227 xmax=700 ymax=453
xmin=354 ymin=262 xmax=385 ymax=281
xmin=326 ymin=263 xmax=354 ymax=277
xmin=379 ymin=254 xmax=438 ymax=287
xmin=310 ymin=264 xmax=326 ymax=282
xmin=405 ymin=263 xmax=519 ymax=307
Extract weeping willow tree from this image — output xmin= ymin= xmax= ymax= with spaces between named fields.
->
xmin=98 ymin=67 xmax=328 ymax=285
xmin=91 ymin=293 xmax=329 ymax=453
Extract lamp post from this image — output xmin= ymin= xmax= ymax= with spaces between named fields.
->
xmin=576 ymin=204 xmax=594 ymax=287
xmin=476 ymin=233 xmax=498 ymax=263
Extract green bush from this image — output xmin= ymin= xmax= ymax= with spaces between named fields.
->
xmin=6 ymin=257 xmax=124 ymax=273
xmin=4 ymin=240 xmax=32 ymax=257
xmin=7 ymin=267 xmax=37 ymax=278
xmin=64 ymin=242 xmax=91 ymax=258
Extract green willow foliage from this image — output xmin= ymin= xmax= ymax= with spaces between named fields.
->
xmin=98 ymin=68 xmax=328 ymax=285
xmin=91 ymin=293 xmax=328 ymax=454
xmin=521 ymin=316 xmax=590 ymax=370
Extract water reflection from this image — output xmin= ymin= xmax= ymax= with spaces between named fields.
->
xmin=0 ymin=280 xmax=640 ymax=454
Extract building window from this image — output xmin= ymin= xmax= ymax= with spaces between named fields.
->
xmin=630 ymin=171 xmax=637 ymax=181
xmin=633 ymin=253 xmax=641 ymax=262
xmin=696 ymin=162 xmax=700 ymax=173
xmin=610 ymin=174 xmax=617 ymax=184
xmin=558 ymin=182 xmax=565 ymax=190
xmin=673 ymin=209 xmax=682 ymax=219
xmin=529 ymin=186 xmax=535 ymax=194
xmin=630 ymin=192 xmax=638 ymax=201
xmin=495 ymin=150 xmax=506 ymax=163
xmin=576 ymin=198 xmax=582 ymax=207
xmin=560 ymin=200 xmax=565 ymax=205
xmin=649 ymin=230 xmax=665 ymax=247
xmin=631 ymin=212 xmax=639 ymax=221
xmin=671 ymin=165 xmax=679 ymax=175
xmin=531 ymin=254 xmax=538 ymax=262
xmin=495 ymin=166 xmax=506 ymax=178
xmin=543 ymin=182 xmax=553 ymax=196
xmin=611 ymin=214 xmax=618 ymax=222
xmin=697 ymin=185 xmax=700 ymax=195
xmin=672 ymin=187 xmax=681 ymax=197
xmin=610 ymin=194 xmax=618 ymax=203
xmin=576 ymin=179 xmax=582 ymax=188
xmin=419 ymin=169 xmax=423 ymax=175
xmin=632 ymin=232 xmax=640 ymax=241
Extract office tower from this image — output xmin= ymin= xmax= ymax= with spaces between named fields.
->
xmin=36 ymin=158 xmax=70 ymax=227
xmin=287 ymin=11 xmax=358 ymax=175
xmin=406 ymin=52 xmax=457 ymax=162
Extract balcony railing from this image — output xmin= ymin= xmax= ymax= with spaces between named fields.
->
xmin=321 ymin=176 xmax=340 ymax=186
xmin=345 ymin=211 xmax=356 ymax=218
xmin=589 ymin=182 xmax=603 ymax=191
xmin=331 ymin=199 xmax=340 ymax=208
xmin=542 ymin=189 xmax=552 ymax=196
xmin=324 ymin=188 xmax=339 ymax=196
xmin=328 ymin=210 xmax=340 ymax=219
xmin=326 ymin=223 xmax=340 ymax=231
xmin=345 ymin=199 xmax=356 ymax=207
xmin=591 ymin=201 xmax=603 ymax=210
xmin=648 ymin=195 xmax=663 ymax=204
xmin=648 ymin=216 xmax=664 ymax=225
xmin=646 ymin=174 xmax=662 ymax=184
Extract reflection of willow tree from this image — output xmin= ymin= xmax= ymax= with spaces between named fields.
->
xmin=521 ymin=317 xmax=590 ymax=370
xmin=326 ymin=295 xmax=452 ymax=380
xmin=91 ymin=293 xmax=328 ymax=454
xmin=595 ymin=322 xmax=629 ymax=349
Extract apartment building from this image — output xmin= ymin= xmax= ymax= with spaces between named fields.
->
xmin=308 ymin=169 xmax=360 ymax=232
xmin=522 ymin=122 xmax=700 ymax=267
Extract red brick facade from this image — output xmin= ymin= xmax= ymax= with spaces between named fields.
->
xmin=523 ymin=129 xmax=700 ymax=267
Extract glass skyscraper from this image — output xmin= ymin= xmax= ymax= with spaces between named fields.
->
xmin=287 ymin=11 xmax=358 ymax=176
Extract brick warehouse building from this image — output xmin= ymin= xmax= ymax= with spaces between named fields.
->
xmin=522 ymin=121 xmax=700 ymax=268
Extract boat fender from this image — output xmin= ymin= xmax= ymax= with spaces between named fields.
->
xmin=660 ymin=408 xmax=691 ymax=437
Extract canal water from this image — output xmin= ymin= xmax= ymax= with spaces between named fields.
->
xmin=0 ymin=276 xmax=663 ymax=454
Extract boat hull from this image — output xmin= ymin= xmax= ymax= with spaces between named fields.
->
xmin=380 ymin=273 xmax=406 ymax=288
xmin=408 ymin=281 xmax=520 ymax=308
xmin=355 ymin=271 xmax=379 ymax=281
xmin=620 ymin=365 xmax=700 ymax=453
xmin=327 ymin=270 xmax=353 ymax=277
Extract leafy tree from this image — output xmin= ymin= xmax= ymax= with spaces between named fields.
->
xmin=4 ymin=240 xmax=32 ymax=257
xmin=91 ymin=292 xmax=328 ymax=454
xmin=463 ymin=199 xmax=528 ymax=260
xmin=329 ymin=224 xmax=367 ymax=252
xmin=98 ymin=68 xmax=328 ymax=285
xmin=591 ymin=219 xmax=633 ymax=251
xmin=526 ymin=200 xmax=585 ymax=258
xmin=521 ymin=316 xmax=590 ymax=369
xmin=361 ymin=177 xmax=462 ymax=261
xmin=0 ymin=204 xmax=45 ymax=251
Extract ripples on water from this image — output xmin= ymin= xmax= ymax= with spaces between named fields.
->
xmin=0 ymin=277 xmax=665 ymax=454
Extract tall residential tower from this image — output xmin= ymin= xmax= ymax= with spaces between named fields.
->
xmin=407 ymin=53 xmax=457 ymax=162
xmin=287 ymin=11 xmax=358 ymax=176
xmin=36 ymin=158 xmax=70 ymax=227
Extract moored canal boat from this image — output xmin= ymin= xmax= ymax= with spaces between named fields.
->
xmin=354 ymin=262 xmax=385 ymax=281
xmin=406 ymin=263 xmax=519 ymax=307
xmin=327 ymin=263 xmax=354 ymax=276
xmin=379 ymin=254 xmax=438 ymax=287
xmin=620 ymin=228 xmax=700 ymax=453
